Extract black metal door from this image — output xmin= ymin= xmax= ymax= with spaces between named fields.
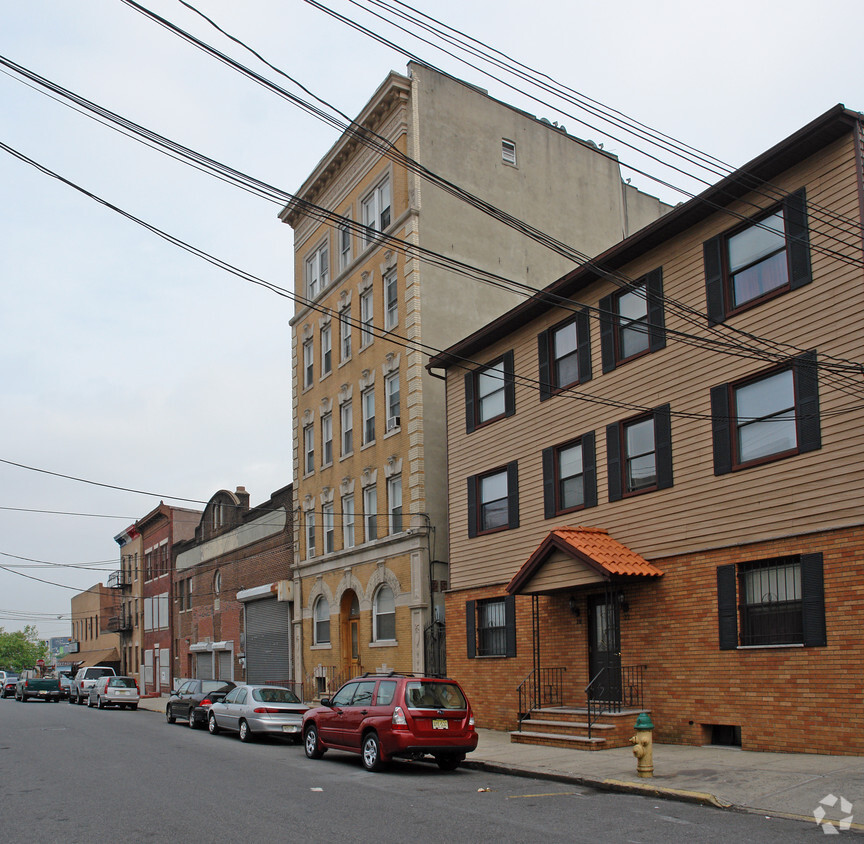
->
xmin=587 ymin=594 xmax=621 ymax=703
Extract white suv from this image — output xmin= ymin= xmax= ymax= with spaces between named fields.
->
xmin=70 ymin=666 xmax=116 ymax=705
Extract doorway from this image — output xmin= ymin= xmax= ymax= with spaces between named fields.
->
xmin=340 ymin=591 xmax=361 ymax=677
xmin=587 ymin=594 xmax=621 ymax=703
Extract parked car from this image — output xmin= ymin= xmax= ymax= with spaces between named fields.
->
xmin=58 ymin=672 xmax=73 ymax=700
xmin=302 ymin=673 xmax=478 ymax=771
xmin=166 ymin=679 xmax=236 ymax=728
xmin=87 ymin=675 xmax=140 ymax=709
xmin=70 ymin=666 xmax=116 ymax=705
xmin=0 ymin=671 xmax=19 ymax=699
xmin=15 ymin=671 xmax=63 ymax=702
xmin=207 ymin=685 xmax=308 ymax=743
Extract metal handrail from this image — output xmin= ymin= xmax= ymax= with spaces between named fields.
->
xmin=585 ymin=664 xmax=646 ymax=738
xmin=516 ymin=666 xmax=566 ymax=730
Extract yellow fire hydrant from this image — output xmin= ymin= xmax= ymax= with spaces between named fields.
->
xmin=629 ymin=712 xmax=654 ymax=778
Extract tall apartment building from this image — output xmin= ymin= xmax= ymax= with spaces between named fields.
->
xmin=112 ymin=523 xmax=143 ymax=685
xmin=281 ymin=63 xmax=670 ymax=694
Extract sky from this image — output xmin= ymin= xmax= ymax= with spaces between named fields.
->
xmin=1 ymin=0 xmax=862 ymax=643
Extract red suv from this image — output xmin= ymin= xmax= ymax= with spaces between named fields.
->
xmin=302 ymin=673 xmax=478 ymax=772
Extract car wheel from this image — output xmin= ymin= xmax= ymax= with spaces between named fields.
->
xmin=77 ymin=692 xmax=85 ymax=705
xmin=238 ymin=719 xmax=252 ymax=743
xmin=97 ymin=696 xmax=106 ymax=710
xmin=130 ymin=704 xmax=138 ymax=711
xmin=435 ymin=755 xmax=462 ymax=771
xmin=188 ymin=713 xmax=198 ymax=729
xmin=166 ymin=705 xmax=176 ymax=724
xmin=208 ymin=713 xmax=220 ymax=735
xmin=361 ymin=732 xmax=384 ymax=772
xmin=304 ymin=724 xmax=325 ymax=759
xmin=87 ymin=696 xmax=94 ymax=708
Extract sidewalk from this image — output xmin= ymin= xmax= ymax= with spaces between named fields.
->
xmin=137 ymin=696 xmax=863 ymax=829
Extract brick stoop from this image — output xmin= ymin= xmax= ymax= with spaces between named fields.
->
xmin=510 ymin=707 xmax=648 ymax=750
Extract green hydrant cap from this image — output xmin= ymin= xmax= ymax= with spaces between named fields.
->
xmin=634 ymin=712 xmax=654 ymax=730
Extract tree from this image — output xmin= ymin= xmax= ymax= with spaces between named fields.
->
xmin=0 ymin=626 xmax=49 ymax=673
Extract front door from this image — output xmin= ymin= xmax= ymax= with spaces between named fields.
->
xmin=587 ymin=595 xmax=621 ymax=703
xmin=340 ymin=591 xmax=361 ymax=680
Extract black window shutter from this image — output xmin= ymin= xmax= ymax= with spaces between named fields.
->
xmin=576 ymin=307 xmax=593 ymax=383
xmin=504 ymin=594 xmax=517 ymax=657
xmin=710 ymin=383 xmax=733 ymax=476
xmin=606 ymin=422 xmax=622 ymax=502
xmin=599 ymin=294 xmax=616 ymax=373
xmin=646 ymin=268 xmax=666 ymax=353
xmin=503 ymin=350 xmax=516 ymax=418
xmin=467 ymin=476 xmax=478 ymax=539
xmin=801 ymin=552 xmax=826 ymax=647
xmin=582 ymin=431 xmax=597 ymax=509
xmin=784 ymin=188 xmax=812 ymax=291
xmin=793 ymin=350 xmax=821 ymax=454
xmin=506 ymin=461 xmax=520 ymax=530
xmin=717 ymin=565 xmax=738 ymax=650
xmin=703 ymin=235 xmax=726 ymax=325
xmin=537 ymin=331 xmax=552 ymax=401
xmin=542 ymin=447 xmax=556 ymax=519
xmin=654 ymin=404 xmax=674 ymax=489
xmin=464 ymin=371 xmax=476 ymax=434
xmin=466 ymin=601 xmax=476 ymax=658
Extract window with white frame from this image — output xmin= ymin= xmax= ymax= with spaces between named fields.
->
xmin=339 ymin=304 xmax=352 ymax=361
xmin=305 ymin=510 xmax=316 ymax=558
xmin=321 ymin=323 xmax=332 ymax=376
xmin=362 ymin=388 xmax=375 ymax=445
xmin=303 ymin=339 xmax=314 ymax=389
xmin=342 ymin=494 xmax=355 ymax=548
xmin=387 ymin=475 xmax=403 ymax=534
xmin=385 ymin=372 xmax=400 ymax=432
xmin=322 ymin=502 xmax=335 ymax=553
xmin=313 ymin=596 xmax=330 ymax=644
xmin=305 ymin=242 xmax=329 ymax=299
xmin=360 ymin=289 xmax=374 ymax=348
xmin=303 ymin=424 xmax=314 ymax=475
xmin=363 ymin=485 xmax=377 ymax=542
xmin=339 ymin=221 xmax=352 ymax=271
xmin=341 ymin=400 xmax=353 ymax=455
xmin=362 ymin=176 xmax=391 ymax=245
xmin=373 ymin=584 xmax=396 ymax=641
xmin=501 ymin=139 xmax=517 ymax=166
xmin=384 ymin=268 xmax=398 ymax=330
xmin=321 ymin=413 xmax=333 ymax=466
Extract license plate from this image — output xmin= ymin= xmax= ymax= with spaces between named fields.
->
xmin=116 ymin=690 xmax=130 ymax=695
xmin=281 ymin=725 xmax=299 ymax=733
xmin=432 ymin=719 xmax=448 ymax=730
xmin=38 ymin=691 xmax=47 ymax=696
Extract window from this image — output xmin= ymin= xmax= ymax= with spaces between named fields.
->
xmin=384 ymin=268 xmax=398 ymax=330
xmin=360 ymin=289 xmax=374 ymax=347
xmin=362 ymin=388 xmax=375 ymax=445
xmin=303 ymin=339 xmax=314 ymax=389
xmin=717 ymin=554 xmax=826 ymax=649
xmin=466 ymin=595 xmax=516 ymax=658
xmin=600 ymin=268 xmax=665 ymax=372
xmin=704 ymin=189 xmax=811 ymax=325
xmin=362 ymin=176 xmax=391 ymax=245
xmin=303 ymin=424 xmax=314 ymax=475
xmin=363 ymin=485 xmax=377 ymax=542
xmin=321 ymin=324 xmax=332 ymax=376
xmin=214 ymin=571 xmax=221 ymax=596
xmin=339 ymin=305 xmax=352 ymax=361
xmin=373 ymin=585 xmax=396 ymax=641
xmin=606 ymin=405 xmax=672 ymax=501
xmin=342 ymin=494 xmax=355 ymax=548
xmin=465 ymin=351 xmax=515 ymax=432
xmin=339 ymin=220 xmax=352 ymax=271
xmin=387 ymin=475 xmax=402 ymax=534
xmin=467 ymin=462 xmax=519 ymax=537
xmin=322 ymin=503 xmax=335 ymax=554
xmin=538 ymin=309 xmax=591 ymax=399
xmin=385 ymin=372 xmax=400 ymax=431
xmin=341 ymin=400 xmax=353 ymax=456
xmin=305 ymin=241 xmax=329 ymax=300
xmin=710 ymin=351 xmax=820 ymax=475
xmin=305 ymin=511 xmax=316 ymax=558
xmin=501 ymin=139 xmax=517 ymax=166
xmin=321 ymin=413 xmax=333 ymax=466
xmin=542 ymin=433 xmax=597 ymax=517
xmin=313 ymin=596 xmax=330 ymax=645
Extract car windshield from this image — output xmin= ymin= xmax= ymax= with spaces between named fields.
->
xmin=108 ymin=678 xmax=136 ymax=688
xmin=252 ymin=687 xmax=300 ymax=704
xmin=405 ymin=682 xmax=467 ymax=710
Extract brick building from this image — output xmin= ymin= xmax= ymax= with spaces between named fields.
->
xmin=429 ymin=105 xmax=864 ymax=755
xmin=173 ymin=485 xmax=293 ymax=689
xmin=68 ymin=583 xmax=121 ymax=671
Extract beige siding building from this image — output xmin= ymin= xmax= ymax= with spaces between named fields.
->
xmin=429 ymin=105 xmax=864 ymax=755
xmin=282 ymin=63 xmax=670 ymax=695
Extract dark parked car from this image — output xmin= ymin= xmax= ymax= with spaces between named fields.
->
xmin=166 ymin=679 xmax=236 ymax=728
xmin=302 ymin=673 xmax=478 ymax=772
xmin=0 ymin=672 xmax=19 ymax=699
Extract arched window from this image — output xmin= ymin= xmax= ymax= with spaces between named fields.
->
xmin=373 ymin=585 xmax=396 ymax=641
xmin=213 ymin=571 xmax=222 ymax=595
xmin=314 ymin=596 xmax=330 ymax=645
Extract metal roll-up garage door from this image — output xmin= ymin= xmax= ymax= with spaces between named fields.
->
xmin=245 ymin=597 xmax=291 ymax=686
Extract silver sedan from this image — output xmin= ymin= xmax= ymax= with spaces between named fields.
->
xmin=207 ymin=685 xmax=308 ymax=743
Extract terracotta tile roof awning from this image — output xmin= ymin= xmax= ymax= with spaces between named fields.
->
xmin=506 ymin=527 xmax=663 ymax=596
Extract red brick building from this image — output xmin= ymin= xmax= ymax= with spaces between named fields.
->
xmin=173 ymin=485 xmax=293 ymax=689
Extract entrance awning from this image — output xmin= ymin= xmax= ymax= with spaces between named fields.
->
xmin=506 ymin=526 xmax=663 ymax=595
xmin=69 ymin=647 xmax=120 ymax=667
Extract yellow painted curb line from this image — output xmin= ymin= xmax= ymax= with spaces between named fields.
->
xmin=603 ymin=779 xmax=731 ymax=809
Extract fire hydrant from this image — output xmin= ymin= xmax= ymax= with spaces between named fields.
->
xmin=629 ymin=712 xmax=654 ymax=778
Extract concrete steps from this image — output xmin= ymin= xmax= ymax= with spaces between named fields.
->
xmin=510 ymin=707 xmax=648 ymax=751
